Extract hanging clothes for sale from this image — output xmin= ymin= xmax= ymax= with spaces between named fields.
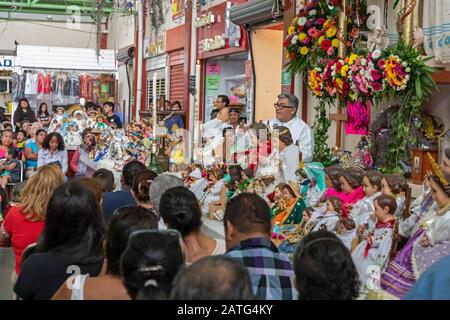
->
xmin=24 ymin=72 xmax=38 ymax=95
xmin=423 ymin=0 xmax=450 ymax=64
xmin=52 ymin=74 xmax=67 ymax=105
xmin=64 ymin=74 xmax=80 ymax=97
xmin=80 ymin=74 xmax=94 ymax=101
xmin=37 ymin=73 xmax=52 ymax=95
xmin=0 ymin=79 xmax=7 ymax=93
xmin=12 ymin=73 xmax=26 ymax=102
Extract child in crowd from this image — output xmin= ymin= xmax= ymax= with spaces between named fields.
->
xmin=14 ymin=130 xmax=27 ymax=150
xmin=381 ymin=174 xmax=408 ymax=218
xmin=352 ymin=194 xmax=398 ymax=295
xmin=0 ymin=148 xmax=21 ymax=189
xmin=0 ymin=130 xmax=12 ymax=159
xmin=350 ymin=170 xmax=384 ymax=228
xmin=338 ymin=168 xmax=365 ymax=217
xmin=70 ymin=128 xmax=95 ymax=178
xmin=310 ymin=196 xmax=342 ymax=232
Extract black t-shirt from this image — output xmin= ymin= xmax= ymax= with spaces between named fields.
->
xmin=107 ymin=114 xmax=122 ymax=129
xmin=14 ymin=252 xmax=103 ymax=300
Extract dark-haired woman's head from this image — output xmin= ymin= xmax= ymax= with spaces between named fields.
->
xmin=38 ymin=102 xmax=49 ymax=115
xmin=293 ymin=231 xmax=360 ymax=300
xmin=131 ymin=169 xmax=158 ymax=203
xmin=106 ymin=206 xmax=158 ymax=276
xmin=42 ymin=132 xmax=65 ymax=152
xmin=325 ymin=165 xmax=343 ymax=192
xmin=339 ymin=168 xmax=363 ymax=193
xmin=120 ymin=230 xmax=184 ymax=300
xmin=159 ymin=187 xmax=202 ymax=237
xmin=19 ymin=98 xmax=30 ymax=110
xmin=39 ymin=181 xmax=106 ymax=265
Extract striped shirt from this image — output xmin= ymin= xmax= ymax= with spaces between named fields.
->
xmin=226 ymin=237 xmax=297 ymax=300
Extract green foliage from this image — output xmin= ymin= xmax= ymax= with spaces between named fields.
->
xmin=312 ymin=99 xmax=332 ymax=163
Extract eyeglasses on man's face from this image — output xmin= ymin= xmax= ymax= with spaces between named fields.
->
xmin=274 ymin=103 xmax=295 ymax=109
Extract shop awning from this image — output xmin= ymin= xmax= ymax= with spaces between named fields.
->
xmin=16 ymin=45 xmax=117 ymax=72
xmin=230 ymin=0 xmax=283 ymax=26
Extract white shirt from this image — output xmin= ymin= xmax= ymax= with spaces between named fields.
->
xmin=268 ymin=117 xmax=314 ymax=163
xmin=279 ymin=144 xmax=300 ymax=183
xmin=37 ymin=148 xmax=68 ymax=174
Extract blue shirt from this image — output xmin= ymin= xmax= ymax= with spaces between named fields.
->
xmin=404 ymin=255 xmax=450 ymax=300
xmin=25 ymin=141 xmax=39 ymax=169
xmin=102 ymin=189 xmax=136 ymax=222
xmin=226 ymin=237 xmax=297 ymax=300
xmin=165 ymin=115 xmax=185 ymax=134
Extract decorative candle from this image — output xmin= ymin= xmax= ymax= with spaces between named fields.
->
xmin=153 ymin=72 xmax=157 ymax=139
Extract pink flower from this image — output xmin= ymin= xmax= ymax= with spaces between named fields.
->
xmin=306 ymin=19 xmax=313 ymax=28
xmin=308 ymin=27 xmax=320 ymax=39
xmin=371 ymin=70 xmax=381 ymax=81
xmin=327 ymin=47 xmax=334 ymax=56
xmin=372 ymin=82 xmax=382 ymax=91
xmin=317 ymin=17 xmax=325 ymax=25
xmin=303 ymin=37 xmax=311 ymax=45
xmin=378 ymin=59 xmax=385 ymax=69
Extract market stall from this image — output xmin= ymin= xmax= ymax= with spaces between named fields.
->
xmin=11 ymin=45 xmax=118 ymax=117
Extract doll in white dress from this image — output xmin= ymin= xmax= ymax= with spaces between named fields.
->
xmin=352 ymin=194 xmax=398 ymax=295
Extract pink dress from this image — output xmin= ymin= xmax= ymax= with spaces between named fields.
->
xmin=324 ymin=188 xmax=342 ymax=199
xmin=339 ymin=186 xmax=365 ymax=218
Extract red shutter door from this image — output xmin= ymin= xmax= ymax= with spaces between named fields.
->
xmin=169 ymin=64 xmax=184 ymax=105
xmin=169 ymin=49 xmax=184 ymax=106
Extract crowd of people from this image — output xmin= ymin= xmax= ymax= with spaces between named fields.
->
xmin=0 ymin=91 xmax=449 ymax=300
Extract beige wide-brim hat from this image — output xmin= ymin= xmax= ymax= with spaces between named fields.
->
xmin=287 ymin=180 xmax=301 ymax=198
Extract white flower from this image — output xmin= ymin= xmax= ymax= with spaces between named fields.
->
xmin=298 ymin=17 xmax=307 ymax=26
xmin=402 ymin=61 xmax=408 ymax=67
xmin=291 ymin=36 xmax=298 ymax=45
xmin=405 ymin=75 xmax=410 ymax=81
xmin=372 ymin=49 xmax=382 ymax=59
xmin=406 ymin=67 xmax=411 ymax=73
xmin=309 ymin=9 xmax=317 ymax=16
xmin=360 ymin=58 xmax=367 ymax=66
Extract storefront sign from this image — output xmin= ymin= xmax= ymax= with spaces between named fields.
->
xmin=144 ymin=33 xmax=166 ymax=59
xmin=189 ymin=75 xmax=196 ymax=95
xmin=205 ymin=63 xmax=221 ymax=120
xmin=0 ymin=56 xmax=14 ymax=70
xmin=196 ymin=12 xmax=216 ymax=28
xmin=200 ymin=36 xmax=226 ymax=52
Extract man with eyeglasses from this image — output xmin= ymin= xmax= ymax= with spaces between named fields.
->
xmin=268 ymin=93 xmax=314 ymax=163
